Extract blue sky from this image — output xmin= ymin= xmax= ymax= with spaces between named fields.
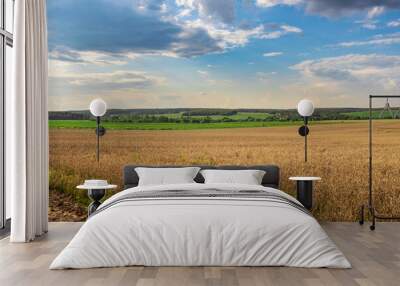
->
xmin=47 ymin=0 xmax=400 ymax=110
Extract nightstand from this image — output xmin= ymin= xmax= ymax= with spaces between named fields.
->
xmin=77 ymin=180 xmax=117 ymax=216
xmin=289 ymin=177 xmax=321 ymax=210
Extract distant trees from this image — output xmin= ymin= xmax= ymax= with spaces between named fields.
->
xmin=49 ymin=107 xmax=385 ymax=123
xmin=48 ymin=112 xmax=90 ymax=120
xmin=182 ymin=109 xmax=238 ymax=116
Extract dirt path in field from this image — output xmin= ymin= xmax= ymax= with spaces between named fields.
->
xmin=49 ymin=190 xmax=86 ymax=221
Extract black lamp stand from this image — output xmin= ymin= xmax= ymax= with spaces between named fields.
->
xmin=298 ymin=117 xmax=310 ymax=162
xmin=95 ymin=116 xmax=106 ymax=162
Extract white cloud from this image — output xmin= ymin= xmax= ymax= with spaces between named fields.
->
xmin=171 ymin=1 xmax=302 ymax=56
xmin=355 ymin=6 xmax=384 ymax=30
xmin=175 ymin=8 xmax=192 ymax=19
xmin=388 ymin=19 xmax=400 ymax=27
xmin=361 ymin=21 xmax=378 ymax=30
xmin=49 ymin=48 xmax=129 ymax=66
xmin=255 ymin=0 xmax=399 ymax=18
xmin=291 ymin=54 xmax=400 ymax=91
xmin=256 ymin=25 xmax=302 ymax=40
xmin=263 ymin=52 xmax=283 ymax=57
xmin=336 ymin=33 xmax=400 ymax=47
xmin=50 ymin=70 xmax=165 ymax=89
xmin=256 ymin=0 xmax=301 ymax=8
xmin=160 ymin=3 xmax=168 ymax=13
xmin=281 ymin=25 xmax=302 ymax=33
xmin=176 ymin=0 xmax=235 ymax=24
xmin=278 ymin=53 xmax=400 ymax=107
xmin=197 ymin=70 xmax=208 ymax=76
xmin=181 ymin=19 xmax=302 ymax=51
xmin=367 ymin=6 xmax=385 ymax=19
xmin=184 ymin=20 xmax=264 ymax=47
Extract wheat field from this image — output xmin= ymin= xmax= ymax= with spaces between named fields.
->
xmin=49 ymin=121 xmax=400 ymax=221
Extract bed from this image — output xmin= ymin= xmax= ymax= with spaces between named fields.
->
xmin=50 ymin=165 xmax=350 ymax=269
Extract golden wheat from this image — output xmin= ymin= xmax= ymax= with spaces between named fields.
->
xmin=49 ymin=121 xmax=400 ymax=221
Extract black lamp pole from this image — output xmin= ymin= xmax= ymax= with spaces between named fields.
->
xmin=96 ymin=116 xmax=100 ymax=162
xmin=298 ymin=116 xmax=310 ymax=163
xmin=94 ymin=116 xmax=106 ymax=163
xmin=304 ymin=116 xmax=308 ymax=163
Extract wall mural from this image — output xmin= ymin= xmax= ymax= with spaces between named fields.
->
xmin=47 ymin=0 xmax=400 ymax=221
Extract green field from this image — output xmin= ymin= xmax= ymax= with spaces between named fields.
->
xmin=49 ymin=120 xmax=295 ymax=130
xmin=49 ymin=119 xmax=354 ymax=130
xmin=342 ymin=110 xmax=400 ymax=119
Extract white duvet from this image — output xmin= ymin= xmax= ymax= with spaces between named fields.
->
xmin=50 ymin=183 xmax=351 ymax=269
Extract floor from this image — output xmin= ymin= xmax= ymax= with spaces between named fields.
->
xmin=0 ymin=222 xmax=399 ymax=286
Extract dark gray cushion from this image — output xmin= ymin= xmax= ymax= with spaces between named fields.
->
xmin=123 ymin=165 xmax=280 ymax=189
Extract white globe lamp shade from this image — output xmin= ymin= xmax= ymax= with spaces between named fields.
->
xmin=297 ymin=99 xmax=314 ymax=117
xmin=89 ymin=99 xmax=107 ymax=117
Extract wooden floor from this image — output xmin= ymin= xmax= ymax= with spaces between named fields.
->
xmin=0 ymin=222 xmax=399 ymax=286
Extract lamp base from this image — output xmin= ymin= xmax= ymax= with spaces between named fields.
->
xmin=296 ymin=180 xmax=313 ymax=210
xmin=87 ymin=189 xmax=106 ymax=216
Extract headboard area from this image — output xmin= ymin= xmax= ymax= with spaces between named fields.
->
xmin=123 ymin=165 xmax=280 ymax=189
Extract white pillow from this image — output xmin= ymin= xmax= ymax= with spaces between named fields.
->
xmin=135 ymin=167 xmax=201 ymax=186
xmin=200 ymin=169 xmax=266 ymax=185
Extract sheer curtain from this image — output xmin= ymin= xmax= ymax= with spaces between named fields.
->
xmin=8 ymin=0 xmax=48 ymax=242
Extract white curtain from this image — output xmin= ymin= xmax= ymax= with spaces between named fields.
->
xmin=8 ymin=0 xmax=49 ymax=242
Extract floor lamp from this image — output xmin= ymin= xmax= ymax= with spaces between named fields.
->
xmin=359 ymin=95 xmax=400 ymax=230
xmin=89 ymin=99 xmax=107 ymax=162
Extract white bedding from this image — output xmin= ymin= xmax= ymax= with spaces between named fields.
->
xmin=50 ymin=183 xmax=351 ymax=269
